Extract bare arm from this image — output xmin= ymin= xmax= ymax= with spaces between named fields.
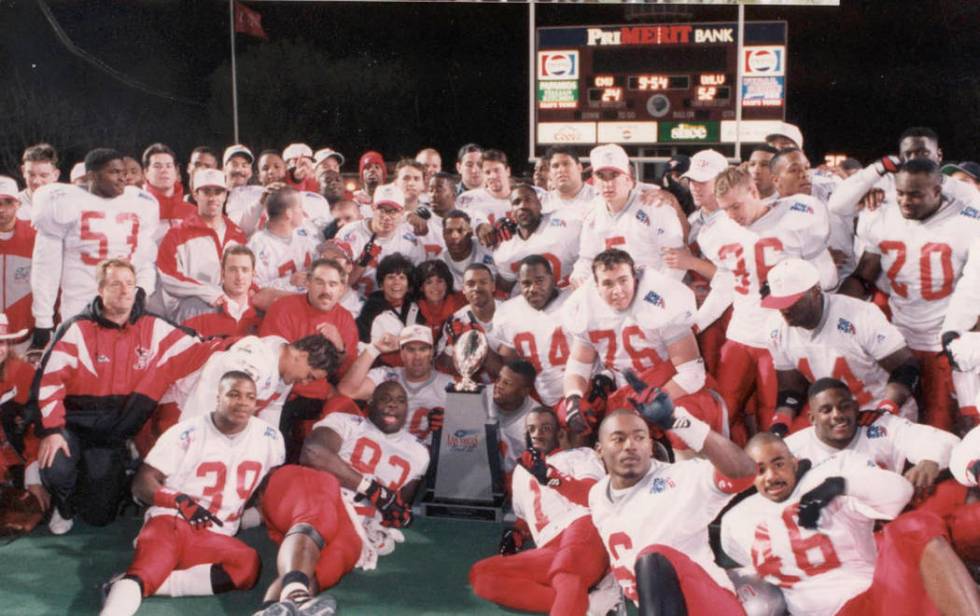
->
xmin=300 ymin=426 xmax=364 ymax=491
xmin=700 ymin=431 xmax=756 ymax=480
xmin=133 ymin=463 xmax=168 ymax=505
xmin=337 ymin=336 xmax=398 ymax=399
xmin=840 ymin=251 xmax=882 ymax=299
xmin=563 ymin=340 xmax=597 ymax=397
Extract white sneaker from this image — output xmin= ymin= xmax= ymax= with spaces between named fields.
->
xmin=587 ymin=572 xmax=625 ymax=616
xmin=48 ymin=509 xmax=74 ymax=535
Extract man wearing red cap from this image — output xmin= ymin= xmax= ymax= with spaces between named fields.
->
xmin=0 ymin=176 xmax=36 ymax=336
xmin=762 ymin=258 xmax=920 ymax=434
xmin=353 ymin=151 xmax=386 ymax=209
xmin=337 ymin=184 xmax=423 ymax=296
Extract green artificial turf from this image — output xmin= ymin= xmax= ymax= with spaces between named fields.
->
xmin=0 ymin=514 xmax=521 ymax=615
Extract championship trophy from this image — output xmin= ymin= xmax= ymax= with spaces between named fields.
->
xmin=422 ymin=330 xmax=504 ymax=521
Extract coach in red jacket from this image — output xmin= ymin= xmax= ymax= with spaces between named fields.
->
xmin=32 ymin=258 xmax=210 ymax=534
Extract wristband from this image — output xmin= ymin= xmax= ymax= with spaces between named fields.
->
xmin=876 ymin=400 xmax=900 ymax=415
xmin=772 ymin=409 xmax=795 ymax=427
xmin=672 ymin=406 xmax=710 ymax=452
xmin=356 ymin=476 xmax=373 ymax=496
xmin=153 ymin=487 xmax=180 ymax=509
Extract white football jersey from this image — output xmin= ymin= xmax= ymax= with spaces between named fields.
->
xmin=950 ymin=424 xmax=980 ymax=488
xmin=336 ymin=219 xmax=425 ymax=296
xmin=30 ymin=183 xmax=159 ymax=328
xmin=721 ymin=451 xmax=912 ymax=616
xmin=859 ymin=195 xmax=980 ymax=351
xmin=366 ymin=366 xmax=453 ymax=444
xmin=942 ymin=236 xmax=980 ymax=334
xmin=315 ymin=412 xmax=430 ymax=526
xmin=564 ymin=269 xmax=696 ymax=387
xmin=224 ymin=185 xmax=266 ymax=236
xmin=437 ymin=301 xmax=503 ymax=360
xmin=512 ymin=447 xmax=605 ymax=547
xmin=571 ymin=189 xmax=685 ymax=285
xmin=784 ymin=411 xmax=959 ymax=473
xmin=766 ymin=294 xmax=914 ymax=417
xmin=590 ymin=459 xmax=738 ymax=604
xmin=414 ymin=212 xmax=446 ymax=260
xmin=16 ymin=189 xmax=33 ymax=221
xmin=456 ymin=187 xmax=510 ymax=229
xmin=246 ymin=228 xmax=318 ymax=292
xmin=166 ymin=335 xmax=290 ymax=429
xmin=494 ymin=213 xmax=582 ymax=288
xmin=541 ymin=184 xmax=597 ymax=222
xmin=493 ymin=290 xmax=574 ymax=406
xmin=145 ymin=414 xmax=285 ymax=536
xmin=438 ymin=242 xmax=496 ymax=291
xmin=486 ymin=386 xmax=538 ymax=474
xmin=699 ymin=195 xmax=836 ymax=348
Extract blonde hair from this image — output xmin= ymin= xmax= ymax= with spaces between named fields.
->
xmin=714 ymin=166 xmax=753 ymax=199
xmin=96 ymin=258 xmax=136 ymax=288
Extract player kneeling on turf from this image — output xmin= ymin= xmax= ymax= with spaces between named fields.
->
xmin=721 ymin=433 xmax=980 ymax=616
xmin=470 ymin=407 xmax=621 ymax=616
xmin=100 ymin=371 xmax=285 ymax=616
xmin=254 ymin=381 xmax=429 ymax=615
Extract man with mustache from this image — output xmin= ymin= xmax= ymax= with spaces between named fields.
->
xmin=493 ymin=184 xmax=581 ymax=295
xmin=842 ymin=159 xmax=980 ymax=431
xmin=590 ymin=395 xmax=755 ymax=612
xmin=470 ymin=407 xmax=618 ymax=616
xmin=721 ymin=431 xmax=979 ymax=616
xmin=761 ymin=258 xmax=921 ymax=432
xmin=254 ymin=382 xmax=429 ymax=615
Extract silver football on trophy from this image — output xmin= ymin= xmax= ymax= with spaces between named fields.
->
xmin=452 ymin=329 xmax=488 ymax=392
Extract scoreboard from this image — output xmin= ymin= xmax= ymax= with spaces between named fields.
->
xmin=534 ymin=21 xmax=787 ymax=153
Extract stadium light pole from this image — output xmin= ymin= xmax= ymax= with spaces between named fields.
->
xmin=734 ymin=2 xmax=745 ymax=161
xmin=527 ymin=1 xmax=536 ymax=164
xmin=229 ymin=0 xmax=240 ymax=144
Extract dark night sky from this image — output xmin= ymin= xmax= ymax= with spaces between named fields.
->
xmin=1 ymin=0 xmax=978 ymax=177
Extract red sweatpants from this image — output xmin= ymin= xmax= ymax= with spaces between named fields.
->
xmin=838 ymin=510 xmax=946 ymax=616
xmin=912 ymin=350 xmax=956 ymax=431
xmin=716 ymin=341 xmax=777 ymax=438
xmin=633 ymin=544 xmax=744 ymax=616
xmin=469 ymin=516 xmax=609 ymax=615
xmin=261 ymin=465 xmax=363 ymax=591
xmin=127 ymin=516 xmax=259 ymax=596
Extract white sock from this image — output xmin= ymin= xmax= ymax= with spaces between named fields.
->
xmin=280 ymin=581 xmax=309 ymax=602
xmin=100 ymin=578 xmax=141 ymax=616
xmin=155 ymin=564 xmax=215 ymax=597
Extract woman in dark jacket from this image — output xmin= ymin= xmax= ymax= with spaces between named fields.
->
xmin=355 ymin=253 xmax=422 ymax=366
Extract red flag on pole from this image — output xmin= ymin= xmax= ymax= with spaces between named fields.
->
xmin=234 ymin=1 xmax=268 ymax=40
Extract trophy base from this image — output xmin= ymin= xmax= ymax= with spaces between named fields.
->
xmin=446 ymin=383 xmax=485 ymax=394
xmin=416 ymin=495 xmax=505 ymax=523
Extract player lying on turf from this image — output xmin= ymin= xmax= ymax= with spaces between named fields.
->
xmin=470 ymin=407 xmax=621 ymax=616
xmin=721 ymin=432 xmax=980 ymax=615
xmin=254 ymin=381 xmax=429 ymax=616
xmin=100 ymin=371 xmax=285 ymax=616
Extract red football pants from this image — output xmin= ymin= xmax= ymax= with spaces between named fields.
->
xmin=912 ymin=350 xmax=956 ymax=431
xmin=633 ymin=544 xmax=744 ymax=615
xmin=697 ymin=306 xmax=732 ymax=379
xmin=262 ymin=465 xmax=363 ymax=591
xmin=716 ymin=340 xmax=777 ymax=439
xmin=837 ymin=510 xmax=946 ymax=616
xmin=127 ymin=516 xmax=259 ymax=596
xmin=469 ymin=516 xmax=609 ymax=615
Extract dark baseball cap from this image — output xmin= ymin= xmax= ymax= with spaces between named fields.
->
xmin=940 ymin=161 xmax=980 ymax=181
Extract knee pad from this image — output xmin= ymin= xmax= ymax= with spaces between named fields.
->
xmin=635 ymin=551 xmax=687 ymax=616
xmin=285 ymin=522 xmax=326 ymax=550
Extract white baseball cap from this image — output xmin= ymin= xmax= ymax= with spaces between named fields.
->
xmin=0 ymin=176 xmax=18 ymax=199
xmin=223 ymin=144 xmax=254 ymax=167
xmin=761 ymin=258 xmax=820 ymax=309
xmin=683 ymin=149 xmax=729 ymax=182
xmin=373 ymin=183 xmax=405 ymax=210
xmin=0 ymin=313 xmax=28 ymax=341
xmin=314 ymin=148 xmax=346 ymax=167
xmin=283 ymin=143 xmax=314 ymax=161
xmin=193 ymin=168 xmax=227 ymax=191
xmin=400 ymin=324 xmax=433 ymax=347
xmin=765 ymin=122 xmax=804 ymax=148
xmin=589 ymin=144 xmax=631 ymax=176
xmin=70 ymin=162 xmax=87 ymax=182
